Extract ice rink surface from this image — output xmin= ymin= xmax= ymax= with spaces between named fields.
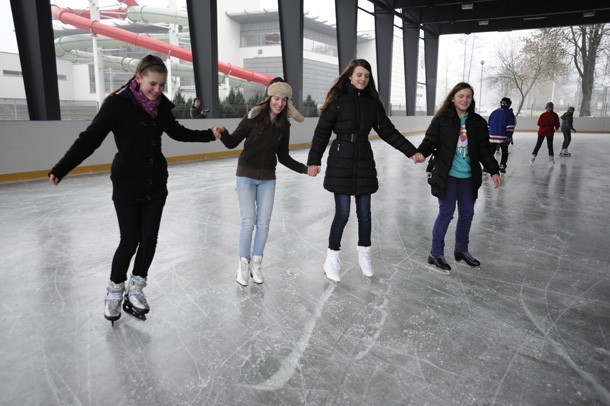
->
xmin=1 ymin=132 xmax=608 ymax=405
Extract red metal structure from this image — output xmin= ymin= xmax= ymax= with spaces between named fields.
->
xmin=50 ymin=3 xmax=275 ymax=85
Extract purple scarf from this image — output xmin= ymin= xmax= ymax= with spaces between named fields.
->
xmin=129 ymin=80 xmax=161 ymax=118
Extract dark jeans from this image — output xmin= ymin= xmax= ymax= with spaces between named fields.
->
xmin=431 ymin=177 xmax=475 ymax=256
xmin=494 ymin=142 xmax=510 ymax=167
xmin=328 ymin=193 xmax=371 ymax=251
xmin=561 ymin=129 xmax=572 ymax=149
xmin=532 ymin=134 xmax=554 ymax=156
xmin=111 ymin=197 xmax=166 ymax=283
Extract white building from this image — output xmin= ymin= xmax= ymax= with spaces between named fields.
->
xmin=0 ymin=0 xmax=427 ymax=119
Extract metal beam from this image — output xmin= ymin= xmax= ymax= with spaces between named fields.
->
xmin=186 ymin=0 xmax=219 ymax=117
xmin=402 ymin=22 xmax=419 ymax=116
xmin=374 ymin=3 xmax=394 ymax=111
xmin=423 ymin=32 xmax=439 ymax=115
xmin=278 ymin=0 xmax=304 ymax=111
xmin=10 ymin=0 xmax=61 ymax=120
xmin=335 ymin=0 xmax=358 ymax=73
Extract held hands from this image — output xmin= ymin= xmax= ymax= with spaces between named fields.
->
xmin=410 ymin=152 xmax=425 ymax=164
xmin=492 ymin=174 xmax=502 ymax=188
xmin=307 ymin=165 xmax=321 ymax=177
xmin=49 ymin=174 xmax=59 ymax=186
xmin=211 ymin=126 xmax=225 ymax=139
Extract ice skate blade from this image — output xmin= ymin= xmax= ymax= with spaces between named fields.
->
xmin=123 ymin=300 xmax=149 ymax=321
xmin=105 ymin=315 xmax=120 ymax=326
xmin=426 ymin=264 xmax=451 ymax=275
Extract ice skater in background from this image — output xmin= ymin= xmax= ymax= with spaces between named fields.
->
xmin=530 ymin=102 xmax=560 ymax=165
xmin=49 ymin=55 xmax=221 ymax=325
xmin=559 ymin=106 xmax=577 ymax=157
xmin=488 ymin=97 xmax=516 ymax=173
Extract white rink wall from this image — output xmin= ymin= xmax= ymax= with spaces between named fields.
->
xmin=1 ymin=115 xmax=609 ymax=181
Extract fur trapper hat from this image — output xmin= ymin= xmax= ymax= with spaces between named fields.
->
xmin=247 ymin=82 xmax=304 ymax=123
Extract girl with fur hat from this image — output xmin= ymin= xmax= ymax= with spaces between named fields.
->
xmin=307 ymin=59 xmax=424 ymax=283
xmin=217 ymin=78 xmax=318 ymax=286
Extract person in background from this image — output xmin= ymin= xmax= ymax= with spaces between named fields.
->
xmin=307 ymin=58 xmax=423 ymax=283
xmin=216 ymin=79 xmax=318 ymax=287
xmin=531 ymin=102 xmax=560 ymax=165
xmin=48 ymin=55 xmax=221 ymax=325
xmin=559 ymin=106 xmax=577 ymax=157
xmin=417 ymin=82 xmax=502 ymax=273
xmin=488 ymin=97 xmax=516 ymax=173
xmin=190 ymin=97 xmax=208 ymax=119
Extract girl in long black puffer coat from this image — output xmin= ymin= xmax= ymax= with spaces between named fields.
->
xmin=307 ymin=59 xmax=423 ymax=283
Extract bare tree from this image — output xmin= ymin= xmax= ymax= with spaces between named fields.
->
xmin=561 ymin=24 xmax=609 ymax=116
xmin=488 ymin=29 xmax=568 ymax=116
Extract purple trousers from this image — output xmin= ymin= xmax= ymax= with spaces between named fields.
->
xmin=431 ymin=176 xmax=475 ymax=256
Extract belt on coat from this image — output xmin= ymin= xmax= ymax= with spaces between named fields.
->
xmin=336 ymin=133 xmax=368 ymax=142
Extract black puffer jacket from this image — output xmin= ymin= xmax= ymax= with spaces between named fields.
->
xmin=307 ymin=84 xmax=417 ymax=195
xmin=418 ymin=105 xmax=499 ymax=200
xmin=50 ymin=87 xmax=216 ymax=204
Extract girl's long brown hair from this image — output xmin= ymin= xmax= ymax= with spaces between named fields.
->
xmin=434 ymin=82 xmax=476 ymax=119
xmin=319 ymin=59 xmax=382 ymax=112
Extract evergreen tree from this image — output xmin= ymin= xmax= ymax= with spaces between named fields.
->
xmin=303 ymin=94 xmax=318 ymax=117
xmin=171 ymin=88 xmax=191 ymax=119
xmin=221 ymin=88 xmax=248 ymax=118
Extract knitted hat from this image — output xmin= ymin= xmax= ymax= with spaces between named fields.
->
xmin=247 ymin=82 xmax=304 ymax=122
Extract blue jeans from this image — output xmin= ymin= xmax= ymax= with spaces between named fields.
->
xmin=236 ymin=176 xmax=276 ymax=259
xmin=328 ymin=193 xmax=371 ymax=251
xmin=431 ymin=176 xmax=475 ymax=256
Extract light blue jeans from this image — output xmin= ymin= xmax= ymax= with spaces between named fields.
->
xmin=236 ymin=176 xmax=276 ymax=259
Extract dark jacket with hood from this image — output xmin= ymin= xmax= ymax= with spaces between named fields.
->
xmin=418 ymin=105 xmax=499 ymax=200
xmin=219 ymin=114 xmax=307 ymax=179
xmin=307 ymin=84 xmax=417 ymax=195
xmin=560 ymin=110 xmax=576 ymax=131
xmin=50 ymin=87 xmax=216 ymax=204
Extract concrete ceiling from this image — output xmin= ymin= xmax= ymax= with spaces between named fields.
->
xmin=369 ymin=0 xmax=610 ymax=36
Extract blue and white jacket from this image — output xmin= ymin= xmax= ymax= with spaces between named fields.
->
xmin=488 ymin=107 xmax=516 ymax=143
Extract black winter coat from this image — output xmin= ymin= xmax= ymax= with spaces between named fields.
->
xmin=50 ymin=87 xmax=216 ymax=204
xmin=307 ymin=84 xmax=417 ymax=195
xmin=560 ymin=111 xmax=575 ymax=131
xmin=418 ymin=106 xmax=499 ymax=200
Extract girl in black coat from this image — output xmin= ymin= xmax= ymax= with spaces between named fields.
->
xmin=417 ymin=82 xmax=501 ymax=273
xmin=307 ymin=59 xmax=422 ymax=282
xmin=49 ymin=55 xmax=220 ymax=325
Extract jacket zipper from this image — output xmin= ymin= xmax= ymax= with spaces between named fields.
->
xmin=353 ymin=91 xmax=360 ymax=192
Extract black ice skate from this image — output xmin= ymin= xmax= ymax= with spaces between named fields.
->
xmin=122 ymin=275 xmax=150 ymax=321
xmin=122 ymin=296 xmax=149 ymax=321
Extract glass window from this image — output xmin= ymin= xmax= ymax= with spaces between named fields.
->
xmin=0 ymin=2 xmax=26 ymax=120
